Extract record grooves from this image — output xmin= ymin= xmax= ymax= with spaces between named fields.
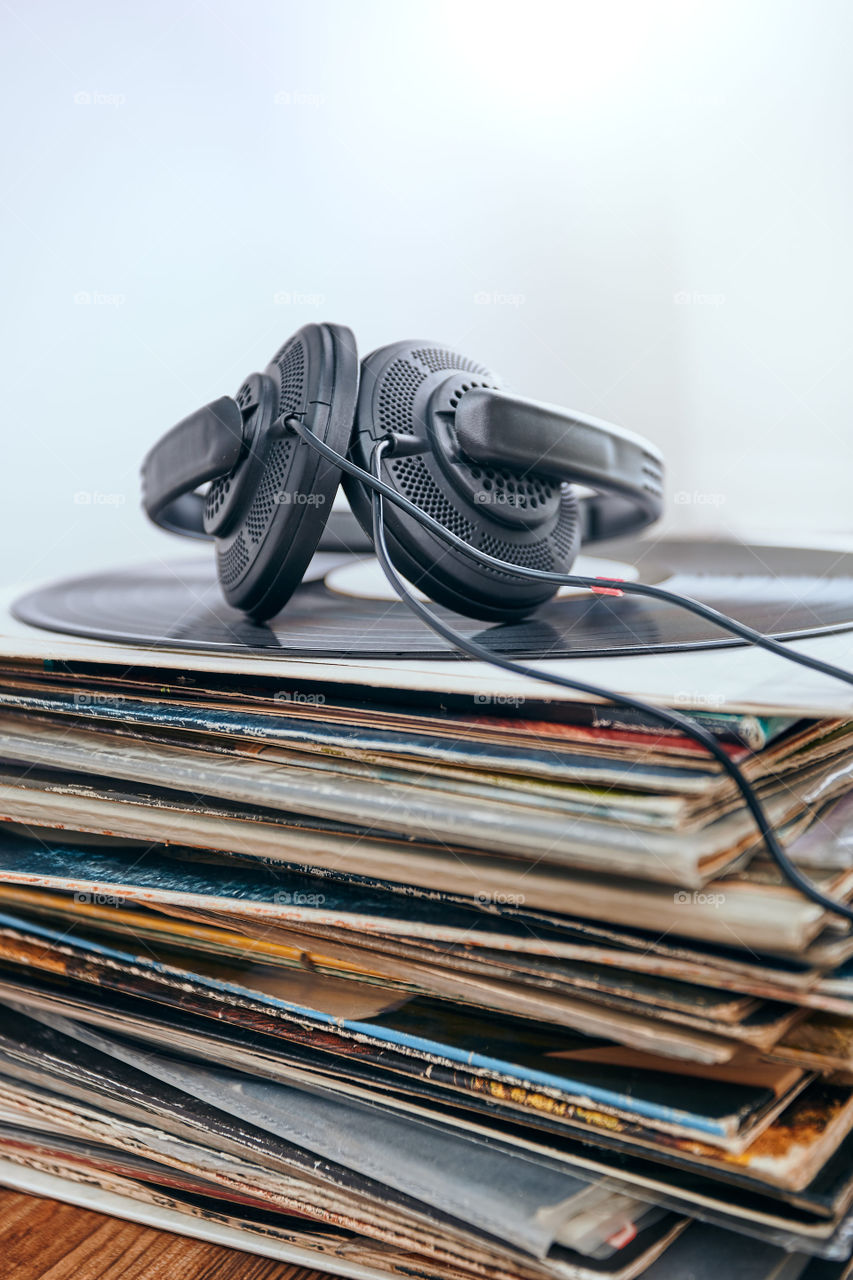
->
xmin=12 ymin=539 xmax=853 ymax=660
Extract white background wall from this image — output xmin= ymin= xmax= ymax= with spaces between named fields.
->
xmin=1 ymin=0 xmax=851 ymax=590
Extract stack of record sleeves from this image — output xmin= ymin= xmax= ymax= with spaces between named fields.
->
xmin=1 ymin=541 xmax=853 ymax=1280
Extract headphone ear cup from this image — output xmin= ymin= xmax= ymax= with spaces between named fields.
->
xmin=343 ymin=341 xmax=580 ymax=622
xmin=211 ymin=322 xmax=358 ymax=621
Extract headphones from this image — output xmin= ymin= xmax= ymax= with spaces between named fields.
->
xmin=142 ymin=322 xmax=664 ymax=623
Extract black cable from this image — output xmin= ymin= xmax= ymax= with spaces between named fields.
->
xmin=288 ymin=418 xmax=853 ymax=690
xmin=359 ymin=440 xmax=853 ymax=925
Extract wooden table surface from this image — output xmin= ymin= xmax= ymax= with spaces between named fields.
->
xmin=0 ymin=1189 xmax=341 ymax=1280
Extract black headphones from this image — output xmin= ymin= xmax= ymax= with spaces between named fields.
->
xmin=142 ymin=323 xmax=664 ymax=623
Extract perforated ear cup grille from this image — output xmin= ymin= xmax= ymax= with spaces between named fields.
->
xmin=218 ymin=531 xmax=249 ymax=586
xmin=213 ymin=335 xmax=309 ymax=585
xmin=205 ymin=474 xmax=231 ymax=522
xmin=410 ymin=347 xmax=488 ymax=374
xmin=467 ymin=464 xmax=555 ymax=510
xmin=478 ymin=489 xmax=579 ymax=573
xmin=389 ymin=455 xmax=475 ymax=540
xmin=244 ymin=438 xmax=295 ymax=542
xmin=376 ymin=359 xmax=426 ymax=436
xmin=271 ymin=339 xmax=306 ymax=415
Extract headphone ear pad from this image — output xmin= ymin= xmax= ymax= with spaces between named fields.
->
xmin=343 ymin=341 xmax=580 ymax=622
xmin=211 ymin=323 xmax=358 ymax=621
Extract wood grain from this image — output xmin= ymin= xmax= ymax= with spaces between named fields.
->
xmin=0 ymin=1189 xmax=340 ymax=1280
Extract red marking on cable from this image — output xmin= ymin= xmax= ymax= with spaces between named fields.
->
xmin=590 ymin=576 xmax=625 ymax=598
xmin=607 ymin=1223 xmax=638 ymax=1250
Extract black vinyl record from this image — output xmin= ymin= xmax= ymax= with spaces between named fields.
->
xmin=12 ymin=539 xmax=853 ymax=661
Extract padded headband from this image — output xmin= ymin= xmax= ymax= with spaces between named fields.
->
xmin=141 ymin=396 xmax=245 ymax=538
